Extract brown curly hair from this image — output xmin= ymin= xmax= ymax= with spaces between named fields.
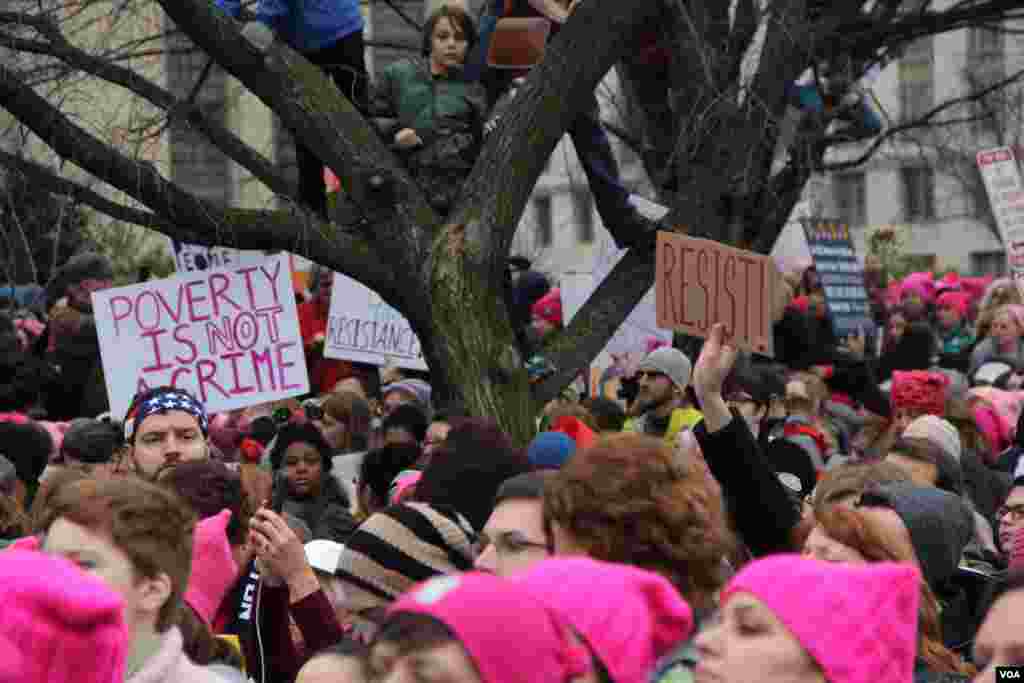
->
xmin=543 ymin=433 xmax=734 ymax=611
xmin=813 ymin=505 xmax=973 ymax=676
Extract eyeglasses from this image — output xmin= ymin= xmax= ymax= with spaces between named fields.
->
xmin=997 ymin=504 xmax=1024 ymax=521
xmin=477 ymin=532 xmax=549 ymax=557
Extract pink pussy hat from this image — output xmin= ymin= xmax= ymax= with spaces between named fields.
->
xmin=722 ymin=555 xmax=920 ymax=683
xmin=389 ymin=572 xmax=591 ymax=683
xmin=516 ymin=557 xmax=694 ymax=683
xmin=185 ymin=509 xmax=239 ymax=627
xmin=0 ymin=549 xmax=129 ymax=683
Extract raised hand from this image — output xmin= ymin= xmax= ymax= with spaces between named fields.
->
xmin=692 ymin=323 xmax=739 ymax=401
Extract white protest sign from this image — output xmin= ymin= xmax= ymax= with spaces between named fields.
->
xmin=165 ymin=237 xmax=268 ymax=274
xmin=977 ymin=147 xmax=1024 ymax=293
xmin=562 ymin=195 xmax=672 ymax=357
xmin=323 ymin=273 xmax=428 ymax=371
xmin=93 ymin=253 xmax=309 ymax=417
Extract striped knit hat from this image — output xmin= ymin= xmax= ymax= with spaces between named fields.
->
xmin=334 ymin=502 xmax=477 ymax=612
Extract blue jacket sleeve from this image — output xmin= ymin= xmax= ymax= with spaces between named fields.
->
xmin=255 ymin=0 xmax=289 ymax=31
xmin=214 ymin=0 xmax=242 ymax=18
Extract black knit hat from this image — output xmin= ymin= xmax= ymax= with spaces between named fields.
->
xmin=60 ymin=252 xmax=114 ymax=285
xmin=859 ymin=482 xmax=973 ymax=589
xmin=333 ymin=502 xmax=476 ymax=610
xmin=61 ymin=418 xmax=122 ymax=464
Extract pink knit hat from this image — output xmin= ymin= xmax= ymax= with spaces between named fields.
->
xmin=389 ymin=573 xmax=591 ymax=683
xmin=900 ymin=272 xmax=936 ymax=304
xmin=722 ymin=555 xmax=920 ymax=683
xmin=936 ymin=291 xmax=970 ymax=319
xmin=531 ymin=289 xmax=563 ymax=328
xmin=890 ymin=371 xmax=949 ymax=416
xmin=968 ymin=388 xmax=1024 ymax=463
xmin=0 ymin=549 xmax=129 ymax=683
xmin=516 ymin=558 xmax=693 ymax=683
xmin=184 ymin=509 xmax=239 ymax=627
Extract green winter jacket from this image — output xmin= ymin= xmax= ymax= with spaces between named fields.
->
xmin=372 ymin=58 xmax=487 ymax=211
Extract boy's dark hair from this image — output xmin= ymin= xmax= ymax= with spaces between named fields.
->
xmin=358 ymin=444 xmax=421 ymax=507
xmin=383 ymin=404 xmax=429 ymax=443
xmin=421 ymin=4 xmax=478 ymax=57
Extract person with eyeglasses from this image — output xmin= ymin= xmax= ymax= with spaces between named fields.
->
xmin=624 ymin=346 xmax=701 ymax=445
xmin=474 ymin=472 xmax=552 ymax=577
xmin=998 ymin=478 xmax=1024 ymax=565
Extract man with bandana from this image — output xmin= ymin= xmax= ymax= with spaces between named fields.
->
xmin=123 ymin=387 xmax=211 ymax=478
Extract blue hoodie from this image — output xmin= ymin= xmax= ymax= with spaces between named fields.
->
xmin=215 ymin=0 xmax=364 ymax=52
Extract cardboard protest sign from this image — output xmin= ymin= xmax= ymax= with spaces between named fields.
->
xmin=801 ymin=219 xmax=874 ymax=337
xmin=977 ymin=147 xmax=1024 ymax=295
xmin=323 ymin=273 xmax=428 ymax=371
xmin=656 ymin=232 xmax=776 ymax=356
xmin=165 ymin=238 xmax=268 ymax=274
xmin=93 ymin=253 xmax=309 ymax=417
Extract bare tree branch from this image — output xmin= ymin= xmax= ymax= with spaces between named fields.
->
xmin=0 ymin=61 xmax=394 ymax=295
xmin=0 ymin=149 xmax=178 ymax=232
xmin=0 ymin=12 xmax=297 ymax=200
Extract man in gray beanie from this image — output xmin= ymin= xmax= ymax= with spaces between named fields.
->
xmin=625 ymin=346 xmax=699 ymax=444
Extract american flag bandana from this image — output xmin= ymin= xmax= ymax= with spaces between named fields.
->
xmin=124 ymin=390 xmax=209 ymax=443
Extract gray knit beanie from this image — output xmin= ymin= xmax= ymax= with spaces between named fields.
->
xmin=860 ymin=482 xmax=972 ymax=589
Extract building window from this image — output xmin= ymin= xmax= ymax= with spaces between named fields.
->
xmin=833 ymin=172 xmax=866 ymax=226
xmin=534 ymin=195 xmax=553 ymax=247
xmin=967 ymin=27 xmax=1004 ymax=87
xmin=573 ymin=191 xmax=594 ymax=243
xmin=899 ymin=37 xmax=933 ymax=121
xmin=970 ymin=251 xmax=1006 ymax=276
xmin=901 ymin=167 xmax=935 ymax=222
xmin=164 ymin=21 xmax=232 ymax=204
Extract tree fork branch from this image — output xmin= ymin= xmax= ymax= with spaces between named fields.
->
xmin=0 ymin=63 xmax=393 ymax=294
xmin=153 ymin=0 xmax=435 ymax=280
xmin=0 ymin=14 xmax=297 ymax=201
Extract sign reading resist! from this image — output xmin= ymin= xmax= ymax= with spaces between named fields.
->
xmin=656 ymin=231 xmax=777 ymax=357
xmin=92 ymin=253 xmax=309 ymax=417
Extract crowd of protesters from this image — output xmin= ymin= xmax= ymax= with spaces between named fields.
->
xmin=1 ymin=231 xmax=1023 ymax=683
xmin=0 ymin=1 xmax=1023 ymax=682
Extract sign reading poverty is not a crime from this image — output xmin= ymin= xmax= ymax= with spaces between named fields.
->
xmin=801 ymin=219 xmax=873 ymax=337
xmin=656 ymin=231 xmax=777 ymax=357
xmin=324 ymin=273 xmax=428 ymax=371
xmin=92 ymin=253 xmax=309 ymax=417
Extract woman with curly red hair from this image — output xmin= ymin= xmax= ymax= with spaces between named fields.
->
xmin=543 ymin=432 xmax=734 ymax=614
